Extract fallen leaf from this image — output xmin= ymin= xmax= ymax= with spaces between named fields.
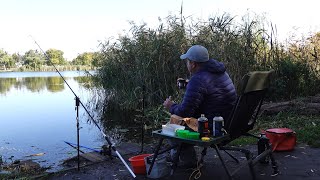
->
xmin=25 ymin=153 xmax=45 ymax=157
xmin=118 ymin=129 xmax=129 ymax=133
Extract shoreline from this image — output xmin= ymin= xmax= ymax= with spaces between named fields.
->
xmin=0 ymin=65 xmax=96 ymax=73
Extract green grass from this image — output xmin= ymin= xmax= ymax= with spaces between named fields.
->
xmin=0 ymin=173 xmax=32 ymax=180
xmin=230 ymin=112 xmax=320 ymax=147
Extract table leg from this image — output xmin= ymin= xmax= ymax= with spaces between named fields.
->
xmin=170 ymin=143 xmax=182 ymax=175
xmin=148 ymin=138 xmax=164 ymax=175
xmin=199 ymin=147 xmax=207 ymax=164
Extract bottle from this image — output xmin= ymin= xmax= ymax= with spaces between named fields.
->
xmin=212 ymin=116 xmax=224 ymax=137
xmin=198 ymin=114 xmax=209 ymax=138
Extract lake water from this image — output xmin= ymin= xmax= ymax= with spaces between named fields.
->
xmin=0 ymin=71 xmax=106 ymax=171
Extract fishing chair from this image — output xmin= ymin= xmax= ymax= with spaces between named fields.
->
xmin=198 ymin=70 xmax=279 ymax=179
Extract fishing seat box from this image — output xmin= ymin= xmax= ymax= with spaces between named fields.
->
xmin=265 ymin=128 xmax=297 ymax=151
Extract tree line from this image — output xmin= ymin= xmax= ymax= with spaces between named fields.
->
xmin=0 ymin=48 xmax=103 ymax=71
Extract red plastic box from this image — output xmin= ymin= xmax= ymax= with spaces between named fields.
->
xmin=265 ymin=128 xmax=296 ymax=151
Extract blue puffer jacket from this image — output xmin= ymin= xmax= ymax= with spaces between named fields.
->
xmin=170 ymin=59 xmax=237 ymax=124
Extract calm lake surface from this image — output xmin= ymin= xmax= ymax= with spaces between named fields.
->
xmin=0 ymin=71 xmax=105 ymax=171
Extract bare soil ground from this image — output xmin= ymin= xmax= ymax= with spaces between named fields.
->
xmin=45 ymin=142 xmax=320 ymax=180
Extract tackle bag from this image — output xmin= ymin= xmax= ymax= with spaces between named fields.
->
xmin=265 ymin=128 xmax=296 ymax=151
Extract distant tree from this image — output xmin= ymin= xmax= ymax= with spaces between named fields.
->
xmin=0 ymin=49 xmax=14 ymax=68
xmin=46 ymin=49 xmax=66 ymax=65
xmin=12 ymin=53 xmax=23 ymax=67
xmin=12 ymin=53 xmax=22 ymax=63
xmin=22 ymin=50 xmax=45 ymax=70
xmin=72 ymin=52 xmax=96 ymax=66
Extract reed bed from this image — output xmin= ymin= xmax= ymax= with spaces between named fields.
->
xmin=93 ymin=13 xmax=320 ymax=126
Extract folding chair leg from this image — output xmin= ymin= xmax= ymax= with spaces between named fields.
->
xmin=223 ymin=150 xmax=239 ymax=163
xmin=220 ymin=146 xmax=258 ymax=180
xmin=244 ymin=151 xmax=256 ymax=180
xmin=266 ymin=142 xmax=279 ymax=176
xmin=213 ymin=144 xmax=233 ymax=180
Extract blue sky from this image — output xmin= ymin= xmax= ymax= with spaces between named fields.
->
xmin=1 ymin=0 xmax=319 ymax=60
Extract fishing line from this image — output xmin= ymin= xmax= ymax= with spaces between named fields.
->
xmin=29 ymin=35 xmax=136 ymax=178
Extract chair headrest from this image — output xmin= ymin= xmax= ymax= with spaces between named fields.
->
xmin=241 ymin=70 xmax=274 ymax=93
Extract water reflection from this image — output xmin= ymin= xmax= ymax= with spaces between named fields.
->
xmin=0 ymin=76 xmax=68 ymax=94
xmin=0 ymin=71 xmax=105 ymax=172
xmin=0 ymin=78 xmax=16 ymax=94
xmin=0 ymin=74 xmax=95 ymax=95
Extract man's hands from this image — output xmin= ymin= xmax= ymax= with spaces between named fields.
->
xmin=163 ymin=96 xmax=174 ymax=110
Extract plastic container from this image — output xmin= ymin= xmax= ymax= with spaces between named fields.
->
xmin=187 ymin=132 xmax=200 ymax=140
xmin=161 ymin=124 xmax=185 ymax=136
xmin=201 ymin=137 xmax=210 ymax=141
xmin=145 ymin=154 xmax=170 ymax=178
xmin=176 ymin=129 xmax=189 ymax=138
xmin=129 ymin=154 xmax=152 ymax=174
xmin=265 ymin=128 xmax=296 ymax=151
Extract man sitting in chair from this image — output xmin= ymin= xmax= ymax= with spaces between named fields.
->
xmin=163 ymin=45 xmax=237 ymax=167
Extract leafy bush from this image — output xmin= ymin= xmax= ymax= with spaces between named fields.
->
xmin=269 ymin=58 xmax=320 ymax=100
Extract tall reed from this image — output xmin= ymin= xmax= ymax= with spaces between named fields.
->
xmin=94 ymin=12 xmax=320 ymax=125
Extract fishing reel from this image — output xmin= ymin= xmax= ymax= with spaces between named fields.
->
xmin=101 ymin=144 xmax=112 ymax=158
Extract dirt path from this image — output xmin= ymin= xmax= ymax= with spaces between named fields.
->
xmin=46 ymin=142 xmax=320 ymax=180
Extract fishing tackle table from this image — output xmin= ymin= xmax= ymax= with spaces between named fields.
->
xmin=147 ymin=130 xmax=232 ymax=179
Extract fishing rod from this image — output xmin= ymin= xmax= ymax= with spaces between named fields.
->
xmin=29 ymin=36 xmax=136 ymax=178
xmin=64 ymin=141 xmax=85 ymax=154
xmin=63 ymin=141 xmax=115 ymax=157
xmin=64 ymin=141 xmax=100 ymax=153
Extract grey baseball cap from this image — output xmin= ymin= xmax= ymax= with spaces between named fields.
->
xmin=180 ymin=45 xmax=209 ymax=62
